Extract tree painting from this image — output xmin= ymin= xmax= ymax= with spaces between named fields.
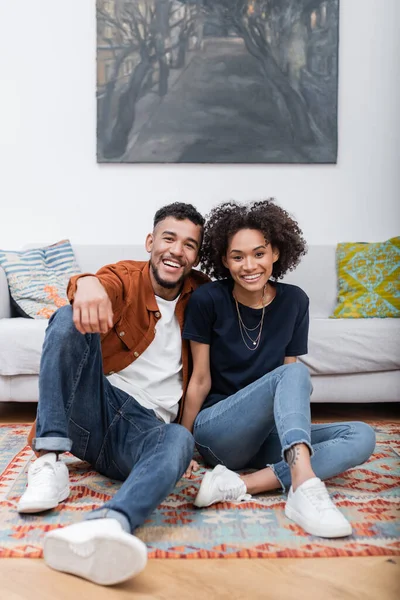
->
xmin=97 ymin=0 xmax=339 ymax=163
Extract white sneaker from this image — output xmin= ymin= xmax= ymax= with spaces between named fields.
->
xmin=44 ymin=518 xmax=148 ymax=586
xmin=194 ymin=465 xmax=251 ymax=508
xmin=285 ymin=477 xmax=352 ymax=538
xmin=17 ymin=453 xmax=70 ymax=513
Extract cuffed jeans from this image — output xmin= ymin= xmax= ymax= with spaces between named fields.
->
xmin=193 ymin=363 xmax=376 ymax=491
xmin=33 ymin=305 xmax=194 ymax=533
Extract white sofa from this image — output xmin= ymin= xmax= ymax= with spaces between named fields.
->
xmin=0 ymin=245 xmax=399 ymax=404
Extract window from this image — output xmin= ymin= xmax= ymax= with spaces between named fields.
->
xmin=104 ymin=25 xmax=113 ymax=39
xmin=105 ymin=63 xmax=113 ymax=83
xmin=310 ymin=10 xmax=318 ymax=29
xmin=103 ymin=1 xmax=113 ymax=15
xmin=321 ymin=3 xmax=327 ymax=27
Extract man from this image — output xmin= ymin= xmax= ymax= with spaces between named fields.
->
xmin=19 ymin=202 xmax=207 ymax=586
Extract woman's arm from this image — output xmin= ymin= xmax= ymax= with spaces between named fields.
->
xmin=284 ymin=356 xmax=297 ymax=365
xmin=181 ymin=341 xmax=211 ymax=433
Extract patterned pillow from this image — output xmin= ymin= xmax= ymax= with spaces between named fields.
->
xmin=332 ymin=237 xmax=400 ymax=318
xmin=0 ymin=240 xmax=81 ymax=319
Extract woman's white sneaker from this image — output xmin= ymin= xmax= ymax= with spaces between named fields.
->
xmin=17 ymin=453 xmax=70 ymax=513
xmin=285 ymin=477 xmax=352 ymax=538
xmin=194 ymin=465 xmax=251 ymax=507
xmin=44 ymin=518 xmax=148 ymax=586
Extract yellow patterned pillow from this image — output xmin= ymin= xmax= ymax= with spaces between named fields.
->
xmin=332 ymin=237 xmax=400 ymax=318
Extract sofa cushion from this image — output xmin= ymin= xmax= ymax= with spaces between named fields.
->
xmin=0 ymin=240 xmax=80 ymax=319
xmin=302 ymin=317 xmax=400 ymax=375
xmin=0 ymin=318 xmax=47 ymax=375
xmin=305 ymin=370 xmax=400 ymax=403
xmin=3 ymin=316 xmax=398 ymax=377
xmin=0 ymin=374 xmax=39 ymax=402
xmin=332 ymin=237 xmax=400 ymax=318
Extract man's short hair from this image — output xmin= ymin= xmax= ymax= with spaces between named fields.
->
xmin=153 ymin=202 xmax=205 ymax=230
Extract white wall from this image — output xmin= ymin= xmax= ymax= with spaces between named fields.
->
xmin=0 ymin=0 xmax=399 ymax=250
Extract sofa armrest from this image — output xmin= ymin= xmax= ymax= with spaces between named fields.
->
xmin=0 ymin=267 xmax=12 ymax=318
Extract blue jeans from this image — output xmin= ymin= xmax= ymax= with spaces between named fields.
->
xmin=194 ymin=363 xmax=376 ymax=491
xmin=33 ymin=306 xmax=194 ymax=533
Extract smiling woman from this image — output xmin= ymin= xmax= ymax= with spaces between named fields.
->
xmin=181 ymin=199 xmax=376 ymax=541
xmin=223 ymin=229 xmax=280 ymax=310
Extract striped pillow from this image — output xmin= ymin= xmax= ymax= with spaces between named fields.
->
xmin=0 ymin=240 xmax=81 ymax=319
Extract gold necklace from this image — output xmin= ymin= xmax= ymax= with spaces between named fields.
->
xmin=248 ymin=285 xmax=269 ymax=310
xmin=235 ymin=298 xmax=265 ymax=350
xmin=234 ymin=287 xmax=267 ymax=351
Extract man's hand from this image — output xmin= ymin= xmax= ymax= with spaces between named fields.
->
xmin=184 ymin=459 xmax=200 ymax=479
xmin=72 ymin=276 xmax=114 ymax=334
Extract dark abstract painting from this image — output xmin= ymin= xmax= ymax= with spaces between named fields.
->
xmin=97 ymin=0 xmax=339 ymax=163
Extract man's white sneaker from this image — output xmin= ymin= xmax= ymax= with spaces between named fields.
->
xmin=194 ymin=464 xmax=251 ymax=508
xmin=17 ymin=452 xmax=70 ymax=514
xmin=44 ymin=518 xmax=148 ymax=586
xmin=285 ymin=477 xmax=352 ymax=538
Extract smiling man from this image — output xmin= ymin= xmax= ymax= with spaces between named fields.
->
xmin=19 ymin=203 xmax=207 ymax=586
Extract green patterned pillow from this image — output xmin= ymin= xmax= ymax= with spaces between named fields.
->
xmin=332 ymin=237 xmax=400 ymax=318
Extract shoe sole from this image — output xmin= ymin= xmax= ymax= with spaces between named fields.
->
xmin=194 ymin=471 xmax=216 ymax=508
xmin=285 ymin=504 xmax=352 ymax=538
xmin=17 ymin=484 xmax=70 ymax=514
xmin=44 ymin=529 xmax=147 ymax=585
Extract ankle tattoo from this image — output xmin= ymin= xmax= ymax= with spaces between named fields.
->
xmin=285 ymin=445 xmax=300 ymax=467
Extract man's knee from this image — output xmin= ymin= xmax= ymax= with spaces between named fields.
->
xmin=48 ymin=305 xmax=74 ymax=333
xmin=166 ymin=424 xmax=194 ymax=463
xmin=41 ymin=304 xmax=97 ymax=368
xmin=46 ymin=305 xmax=83 ymax=345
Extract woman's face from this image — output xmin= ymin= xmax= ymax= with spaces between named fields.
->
xmin=222 ymin=229 xmax=279 ymax=294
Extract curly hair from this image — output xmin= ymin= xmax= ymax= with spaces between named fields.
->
xmin=201 ymin=199 xmax=307 ymax=280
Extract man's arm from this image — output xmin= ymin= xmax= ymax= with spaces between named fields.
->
xmin=70 ymin=276 xmax=114 ymax=335
xmin=181 ymin=341 xmax=211 ymax=433
xmin=27 ymin=264 xmax=129 ymax=450
xmin=67 ymin=264 xmax=128 ymax=335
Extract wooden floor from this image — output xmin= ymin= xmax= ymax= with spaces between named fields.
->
xmin=0 ymin=402 xmax=399 ymax=600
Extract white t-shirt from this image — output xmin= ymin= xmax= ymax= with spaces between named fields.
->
xmin=107 ymin=295 xmax=183 ymax=423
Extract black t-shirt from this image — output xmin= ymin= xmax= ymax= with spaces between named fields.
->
xmin=183 ymin=279 xmax=309 ymax=410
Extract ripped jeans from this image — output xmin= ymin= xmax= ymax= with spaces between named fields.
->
xmin=193 ymin=363 xmax=376 ymax=491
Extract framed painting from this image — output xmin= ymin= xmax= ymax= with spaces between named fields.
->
xmin=97 ymin=0 xmax=339 ymax=163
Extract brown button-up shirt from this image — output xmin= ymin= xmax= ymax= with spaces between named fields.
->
xmin=28 ymin=260 xmax=208 ymax=448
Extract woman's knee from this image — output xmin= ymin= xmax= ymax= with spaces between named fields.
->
xmin=282 ymin=362 xmax=310 ymax=380
xmin=349 ymin=422 xmax=376 ymax=465
xmin=281 ymin=362 xmax=312 ymax=393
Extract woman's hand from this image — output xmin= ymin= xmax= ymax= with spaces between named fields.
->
xmin=184 ymin=459 xmax=200 ymax=478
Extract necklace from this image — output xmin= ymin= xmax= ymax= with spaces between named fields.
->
xmin=233 ymin=285 xmax=268 ymax=351
xmin=247 ymin=284 xmax=269 ymax=310
xmin=235 ymin=298 xmax=265 ymax=350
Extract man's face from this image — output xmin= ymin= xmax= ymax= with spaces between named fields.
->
xmin=146 ymin=217 xmax=202 ymax=295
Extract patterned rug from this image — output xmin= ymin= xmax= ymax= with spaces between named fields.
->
xmin=1 ymin=422 xmax=399 ymax=559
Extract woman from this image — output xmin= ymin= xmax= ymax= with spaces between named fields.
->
xmin=182 ymin=200 xmax=375 ymax=539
